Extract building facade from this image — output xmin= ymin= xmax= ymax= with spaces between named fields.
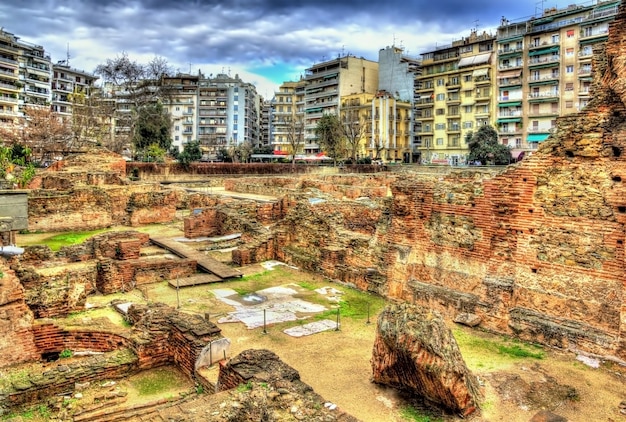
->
xmin=416 ymin=30 xmax=496 ymax=165
xmin=51 ymin=63 xmax=98 ymax=117
xmin=496 ymin=0 xmax=619 ymax=156
xmin=271 ymin=80 xmax=305 ymax=154
xmin=303 ymin=56 xmax=379 ymax=153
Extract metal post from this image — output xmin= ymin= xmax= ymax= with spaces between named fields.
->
xmin=366 ymin=302 xmax=371 ymax=325
xmin=263 ymin=308 xmax=267 ymax=334
xmin=335 ymin=307 xmax=340 ymax=331
xmin=176 ymin=277 xmax=180 ymax=309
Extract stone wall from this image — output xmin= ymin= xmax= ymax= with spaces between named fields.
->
xmin=0 ymin=263 xmax=38 ymax=366
xmin=378 ymin=4 xmax=626 ymax=360
xmin=32 ymin=322 xmax=130 ymax=356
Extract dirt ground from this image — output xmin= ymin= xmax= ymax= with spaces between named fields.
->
xmin=14 ymin=225 xmax=626 ymax=422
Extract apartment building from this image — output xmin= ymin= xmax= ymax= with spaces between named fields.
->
xmin=162 ymin=74 xmax=199 ymax=152
xmin=271 ymin=80 xmax=305 ymax=154
xmin=0 ymin=30 xmax=21 ymax=124
xmin=0 ymin=29 xmax=52 ymax=123
xmin=416 ymin=30 xmax=496 ymax=165
xmin=378 ymin=46 xmax=421 ymax=162
xmin=196 ymin=73 xmax=260 ymax=155
xmin=496 ymin=0 xmax=619 ymax=155
xmin=51 ymin=63 xmax=98 ymax=117
xmin=303 ymin=55 xmax=378 ymax=153
xmin=258 ymin=99 xmax=271 ymax=151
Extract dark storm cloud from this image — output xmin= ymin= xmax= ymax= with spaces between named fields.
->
xmin=0 ymin=0 xmax=552 ymax=92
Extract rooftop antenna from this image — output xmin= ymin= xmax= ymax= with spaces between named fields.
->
xmin=535 ymin=0 xmax=545 ymax=16
xmin=341 ymin=45 xmax=345 ymax=57
xmin=66 ymin=43 xmax=70 ymax=66
xmin=189 ymin=62 xmax=192 ymax=73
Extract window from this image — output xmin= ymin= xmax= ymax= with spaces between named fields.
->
xmin=437 ymin=79 xmax=445 ymax=86
xmin=175 ymin=125 xmax=180 ymax=131
xmin=464 ymin=105 xmax=473 ymax=113
xmin=502 ymin=138 xmax=508 ymax=145
xmin=552 ymin=34 xmax=559 ymax=43
xmin=515 ymin=138 xmax=522 ymax=148
xmin=436 ymin=108 xmax=445 ymax=115
xmin=464 ymin=74 xmax=472 ymax=82
xmin=464 ymin=90 xmax=473 ymax=98
xmin=567 ymin=29 xmax=574 ymax=38
xmin=566 ymin=65 xmax=574 ymax=73
xmin=435 ymin=123 xmax=446 ymax=130
xmin=463 ymin=121 xmax=473 ymax=129
xmin=566 ymin=100 xmax=573 ymax=108
xmin=565 ymin=82 xmax=574 ymax=91
xmin=175 ymin=135 xmax=179 ymax=141
xmin=436 ymin=138 xmax=444 ymax=145
xmin=175 ymin=106 xmax=180 ymax=111
xmin=436 ymin=93 xmax=445 ymax=101
xmin=566 ymin=48 xmax=574 ymax=57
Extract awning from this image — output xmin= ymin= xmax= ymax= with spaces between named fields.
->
xmin=324 ymin=73 xmax=338 ymax=79
xmin=595 ymin=1 xmax=619 ymax=11
xmin=527 ymin=133 xmax=550 ymax=142
xmin=458 ymin=52 xmax=492 ymax=67
xmin=472 ymin=68 xmax=489 ymax=77
xmin=499 ymin=84 xmax=522 ymax=90
xmin=306 ymin=107 xmax=322 ymax=113
xmin=498 ymin=101 xmax=522 ymax=107
xmin=511 ymin=150 xmax=526 ymax=161
xmin=528 ymin=62 xmax=560 ymax=69
xmin=580 ymin=37 xmax=608 ymax=46
xmin=497 ymin=118 xmax=522 ymax=123
xmin=528 ymin=46 xmax=559 ymax=57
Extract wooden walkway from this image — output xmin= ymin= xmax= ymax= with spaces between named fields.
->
xmin=151 ymin=237 xmax=242 ymax=285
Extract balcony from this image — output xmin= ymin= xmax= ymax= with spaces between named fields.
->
xmin=0 ymin=56 xmax=18 ymax=66
xmin=528 ymin=39 xmax=559 ymax=50
xmin=528 ymin=74 xmax=559 ymax=83
xmin=0 ymin=67 xmax=15 ymax=78
xmin=529 ymin=90 xmax=559 ymax=98
xmin=579 ymin=28 xmax=609 ymax=41
xmin=498 ymin=110 xmax=522 ymax=118
xmin=528 ymin=56 xmax=560 ymax=67
xmin=498 ymin=127 xmax=522 ymax=135
xmin=0 ymin=81 xmax=19 ymax=91
xmin=497 ymin=47 xmax=523 ymax=56
xmin=499 ymin=78 xmax=522 ymax=87
xmin=528 ymin=126 xmax=554 ymax=133
xmin=498 ymin=63 xmax=523 ymax=71
xmin=578 ymin=67 xmax=592 ymax=76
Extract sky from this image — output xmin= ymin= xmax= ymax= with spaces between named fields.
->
xmin=2 ymin=0 xmax=582 ymax=98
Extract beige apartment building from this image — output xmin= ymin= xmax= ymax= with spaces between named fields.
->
xmin=303 ymin=55 xmax=378 ymax=153
xmin=415 ymin=30 xmax=496 ymax=165
xmin=496 ymin=0 xmax=619 ymax=156
xmin=51 ymin=63 xmax=98 ymax=117
xmin=271 ymin=80 xmax=306 ymax=154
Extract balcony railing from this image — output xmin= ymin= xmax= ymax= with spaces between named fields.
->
xmin=528 ymin=56 xmax=560 ymax=66
xmin=498 ymin=110 xmax=522 ymax=117
xmin=528 ymin=91 xmax=559 ymax=98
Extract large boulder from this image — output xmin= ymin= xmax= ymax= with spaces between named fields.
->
xmin=371 ymin=302 xmax=481 ymax=417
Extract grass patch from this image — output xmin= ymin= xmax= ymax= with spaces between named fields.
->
xmin=30 ymin=229 xmax=109 ymax=251
xmin=453 ymin=326 xmax=545 ymax=369
xmin=399 ymin=406 xmax=442 ymax=422
xmin=129 ymin=367 xmax=191 ymax=397
xmin=231 ymin=267 xmax=294 ymax=295
xmin=236 ymin=381 xmax=253 ymax=392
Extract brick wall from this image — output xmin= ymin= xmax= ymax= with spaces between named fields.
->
xmin=96 ymin=258 xmax=197 ymax=294
xmin=32 ymin=323 xmax=130 ymax=354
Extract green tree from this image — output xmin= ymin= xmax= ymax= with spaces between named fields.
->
xmin=145 ymin=143 xmax=166 ymax=162
xmin=465 ymin=125 xmax=511 ymax=165
xmin=178 ymin=140 xmax=202 ymax=167
xmin=134 ymin=102 xmax=172 ymax=153
xmin=315 ymin=114 xmax=344 ymax=166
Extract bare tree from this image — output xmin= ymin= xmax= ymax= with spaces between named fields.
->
xmin=95 ymin=53 xmax=173 ymax=156
xmin=340 ymin=110 xmax=367 ymax=162
xmin=0 ymin=106 xmax=73 ymax=163
xmin=282 ymin=115 xmax=304 ymax=167
xmin=69 ymin=87 xmax=116 ymax=150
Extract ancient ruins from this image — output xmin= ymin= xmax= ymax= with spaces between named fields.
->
xmin=1 ymin=2 xmax=626 ymax=420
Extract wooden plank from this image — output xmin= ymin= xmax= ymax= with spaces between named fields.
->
xmin=151 ymin=237 xmax=242 ymax=280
